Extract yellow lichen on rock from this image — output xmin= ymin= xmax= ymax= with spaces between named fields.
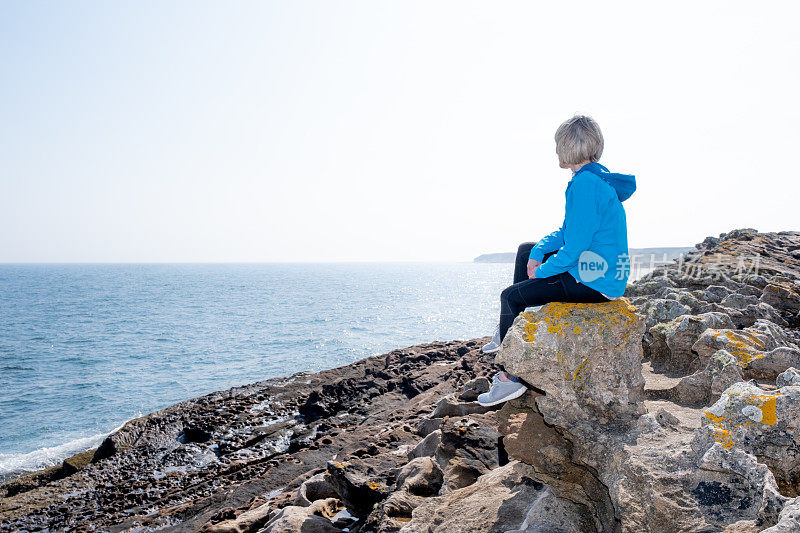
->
xmin=748 ymin=394 xmax=780 ymax=426
xmin=571 ymin=359 xmax=590 ymax=391
xmin=702 ymin=383 xmax=784 ymax=452
xmin=711 ymin=427 xmax=736 ymax=450
xmin=710 ymin=330 xmax=768 ymax=367
xmin=522 ymin=320 xmax=539 ymax=343
xmin=497 ymin=296 xmax=645 ymax=428
xmin=521 ymin=299 xmax=638 ymax=340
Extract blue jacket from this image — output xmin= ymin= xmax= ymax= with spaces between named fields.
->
xmin=529 ymin=163 xmax=635 ymax=297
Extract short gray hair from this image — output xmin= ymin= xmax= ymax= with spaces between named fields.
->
xmin=554 ymin=115 xmax=604 ymax=165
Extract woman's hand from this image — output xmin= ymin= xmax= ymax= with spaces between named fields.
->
xmin=527 ymin=259 xmax=542 ymax=279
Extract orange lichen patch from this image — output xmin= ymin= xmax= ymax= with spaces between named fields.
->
xmin=367 ymin=481 xmax=382 ymax=490
xmin=704 ymin=390 xmax=781 ymax=449
xmin=747 ymin=393 xmax=780 ymax=426
xmin=557 ymin=352 xmax=572 ymax=381
xmin=711 ymin=427 xmax=736 ymax=450
xmin=522 ymin=299 xmax=638 ymax=338
xmin=523 ymin=320 xmax=539 ymax=342
xmin=703 ymin=411 xmax=726 ymax=425
xmin=703 ymin=411 xmax=738 ymax=449
xmin=709 ymin=330 xmax=768 ymax=367
xmin=453 ymin=424 xmax=469 ymax=435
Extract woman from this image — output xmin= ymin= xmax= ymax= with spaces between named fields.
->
xmin=477 ymin=115 xmax=636 ymax=407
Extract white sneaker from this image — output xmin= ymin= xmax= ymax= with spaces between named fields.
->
xmin=477 ymin=373 xmax=527 ymax=406
xmin=482 ymin=325 xmax=501 ymax=354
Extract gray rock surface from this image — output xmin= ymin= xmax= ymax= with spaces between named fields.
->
xmin=496 ymin=299 xmax=646 ymax=429
xmin=761 ymin=496 xmax=800 ymax=533
xmin=396 ymin=457 xmax=443 ymax=496
xmin=430 ymin=394 xmax=490 ymax=418
xmin=294 ymin=472 xmax=338 ymax=507
xmin=692 ymin=319 xmax=800 ymax=380
xmin=666 ymin=349 xmax=744 ymax=406
xmin=638 ymin=297 xmax=691 ymax=329
xmin=401 ymin=462 xmax=594 ymax=533
xmin=777 ymin=367 xmax=800 ymax=387
xmin=261 ymin=499 xmax=342 ymax=533
xmin=646 ymin=312 xmax=735 ymax=373
xmin=457 ymin=376 xmax=491 ymax=401
xmin=697 ymin=381 xmax=800 ymax=496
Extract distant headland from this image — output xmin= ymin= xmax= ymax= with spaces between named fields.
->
xmin=474 ymin=246 xmax=695 ymax=263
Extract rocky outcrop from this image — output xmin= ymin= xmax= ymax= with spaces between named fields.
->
xmin=0 ymin=340 xmax=498 ymax=532
xmin=691 ymin=319 xmax=800 ymax=381
xmin=2 ymin=229 xmax=800 ymax=533
xmin=494 ymin=299 xmax=793 ymax=532
xmin=487 ymin=229 xmax=800 ymax=532
xmin=646 ymin=312 xmax=735 ymax=373
xmin=699 ymin=381 xmax=800 ymax=496
xmin=402 ymin=461 xmax=595 ymax=532
xmin=664 ymin=349 xmax=744 ymax=406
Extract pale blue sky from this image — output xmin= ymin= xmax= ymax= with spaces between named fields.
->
xmin=2 ymin=1 xmax=798 ymax=262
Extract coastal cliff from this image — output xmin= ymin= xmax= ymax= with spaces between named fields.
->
xmin=2 ymin=229 xmax=800 ymax=532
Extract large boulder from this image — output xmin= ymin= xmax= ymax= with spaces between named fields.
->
xmin=400 ymin=461 xmax=595 ymax=533
xmin=646 ymin=312 xmax=735 ymax=374
xmin=692 ymin=319 xmax=800 ymax=380
xmin=496 ymin=299 xmax=646 ymax=428
xmin=665 ymin=349 xmax=744 ymax=406
xmin=761 ymin=282 xmax=800 ymax=319
xmin=698 ymin=381 xmax=800 ymax=496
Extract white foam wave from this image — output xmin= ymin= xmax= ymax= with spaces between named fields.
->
xmin=0 ymin=422 xmax=128 ymax=479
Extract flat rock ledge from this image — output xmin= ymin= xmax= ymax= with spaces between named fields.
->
xmin=2 ymin=229 xmax=800 ymax=533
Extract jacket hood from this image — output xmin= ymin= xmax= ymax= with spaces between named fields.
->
xmin=578 ymin=162 xmax=636 ymax=202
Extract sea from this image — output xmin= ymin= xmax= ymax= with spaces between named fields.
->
xmin=0 ymin=262 xmax=515 ymax=480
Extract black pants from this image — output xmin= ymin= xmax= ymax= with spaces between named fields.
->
xmin=499 ymin=242 xmax=609 ymax=341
